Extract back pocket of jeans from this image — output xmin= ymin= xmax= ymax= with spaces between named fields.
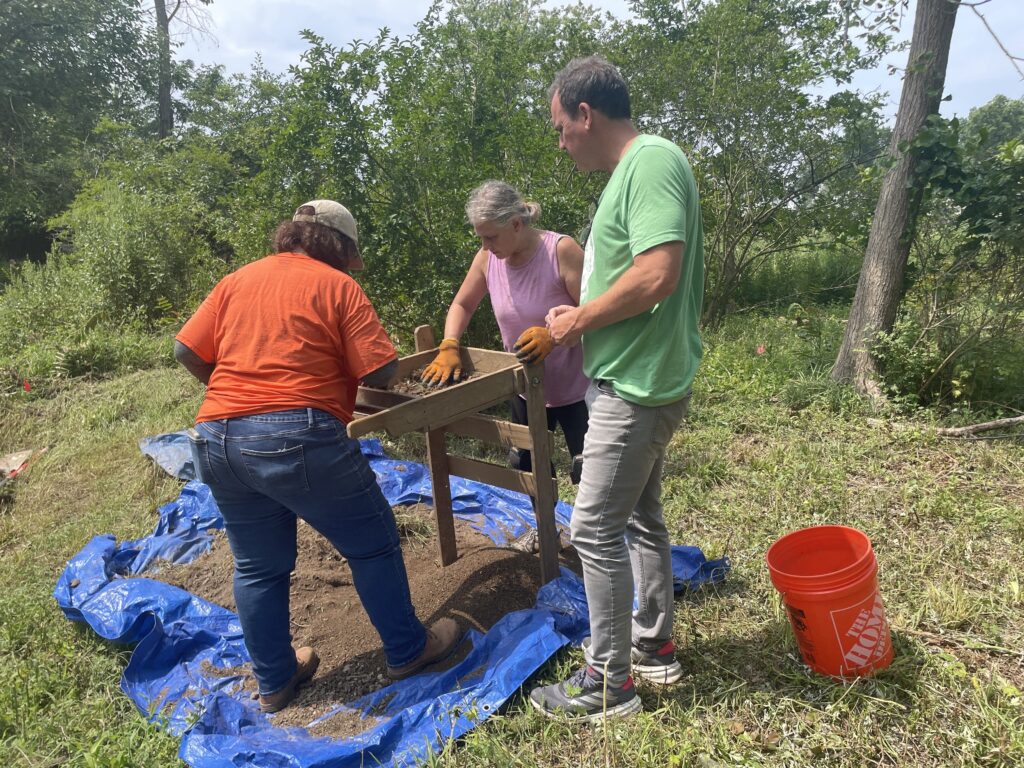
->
xmin=240 ymin=444 xmax=310 ymax=493
xmin=187 ymin=428 xmax=220 ymax=486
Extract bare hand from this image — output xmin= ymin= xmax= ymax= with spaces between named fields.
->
xmin=546 ymin=305 xmax=583 ymax=348
xmin=545 ymin=304 xmax=574 ymax=327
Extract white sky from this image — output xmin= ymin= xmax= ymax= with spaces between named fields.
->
xmin=179 ymin=0 xmax=1024 ymax=121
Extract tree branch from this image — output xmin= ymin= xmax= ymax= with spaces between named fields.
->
xmin=935 ymin=414 xmax=1024 ymax=437
xmin=968 ymin=3 xmax=1024 ymax=80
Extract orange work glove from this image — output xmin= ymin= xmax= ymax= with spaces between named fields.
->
xmin=513 ymin=326 xmax=555 ymax=365
xmin=420 ymin=338 xmax=462 ymax=386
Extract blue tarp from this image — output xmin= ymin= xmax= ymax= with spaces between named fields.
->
xmin=140 ymin=431 xmax=196 ymax=482
xmin=57 ymin=433 xmax=730 ymax=767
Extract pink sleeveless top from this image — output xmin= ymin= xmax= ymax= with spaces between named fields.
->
xmin=486 ymin=230 xmax=590 ymax=407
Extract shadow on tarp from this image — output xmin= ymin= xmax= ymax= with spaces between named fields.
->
xmin=56 ymin=434 xmax=730 ymax=768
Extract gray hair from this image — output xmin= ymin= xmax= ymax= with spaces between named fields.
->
xmin=465 ymin=180 xmax=541 ymax=227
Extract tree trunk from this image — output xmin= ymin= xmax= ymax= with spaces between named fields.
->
xmin=154 ymin=0 xmax=173 ymax=139
xmin=831 ymin=0 xmax=958 ymax=397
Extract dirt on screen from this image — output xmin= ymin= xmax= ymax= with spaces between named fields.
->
xmin=383 ymin=368 xmax=480 ymax=397
xmin=154 ymin=503 xmax=579 ymax=739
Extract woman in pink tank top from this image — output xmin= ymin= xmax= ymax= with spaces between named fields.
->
xmin=424 ymin=180 xmax=590 ymax=479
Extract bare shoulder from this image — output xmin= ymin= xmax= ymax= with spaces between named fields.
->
xmin=555 ymin=235 xmax=584 ymax=263
xmin=469 ymin=246 xmax=490 ymax=275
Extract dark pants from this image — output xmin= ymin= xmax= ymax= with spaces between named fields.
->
xmin=506 ymin=396 xmax=589 ymax=476
xmin=188 ymin=408 xmax=427 ymax=695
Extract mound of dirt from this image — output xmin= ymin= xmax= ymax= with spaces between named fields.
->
xmin=154 ymin=503 xmax=579 ymax=738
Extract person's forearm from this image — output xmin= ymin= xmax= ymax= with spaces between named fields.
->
xmin=575 ymin=263 xmax=676 ymax=334
xmin=361 ymin=358 xmax=399 ymax=389
xmin=442 ymin=304 xmax=474 ymax=341
xmin=183 ymin=360 xmax=215 ymax=386
xmin=174 ymin=341 xmax=215 ymax=385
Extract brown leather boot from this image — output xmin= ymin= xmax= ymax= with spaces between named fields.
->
xmin=259 ymin=646 xmax=320 ymax=713
xmin=386 ymin=618 xmax=463 ymax=680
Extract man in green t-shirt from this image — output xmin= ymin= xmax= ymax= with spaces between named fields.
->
xmin=530 ymin=55 xmax=704 ymax=723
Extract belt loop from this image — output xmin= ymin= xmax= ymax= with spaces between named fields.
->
xmin=307 ymin=407 xmax=314 ymax=427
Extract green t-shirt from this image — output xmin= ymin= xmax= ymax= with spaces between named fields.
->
xmin=580 ymin=134 xmax=704 ymax=406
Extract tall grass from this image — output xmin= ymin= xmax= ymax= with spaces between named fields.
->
xmin=732 ymin=244 xmax=862 ymax=311
xmin=0 ymin=177 xmax=223 ymax=393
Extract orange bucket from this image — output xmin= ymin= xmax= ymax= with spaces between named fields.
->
xmin=766 ymin=525 xmax=893 ymax=677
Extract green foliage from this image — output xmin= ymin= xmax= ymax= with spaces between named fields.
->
xmin=0 ymin=256 xmax=101 ymax=353
xmin=211 ymin=0 xmax=608 ymax=342
xmin=358 ymin=0 xmax=607 ymax=339
xmin=875 ymin=113 xmax=1024 ymax=409
xmin=0 ymin=247 xmax=175 ymax=390
xmin=0 ymin=0 xmax=156 ymax=261
xmin=734 ymin=244 xmax=862 ymax=308
xmin=874 ymin=288 xmax=1024 ymax=411
xmin=126 ymin=0 xmax=605 ymax=348
xmin=620 ymin=0 xmax=890 ymax=324
xmin=0 ymin=137 xmax=230 ymax=388
xmin=52 ymin=184 xmax=201 ymax=324
xmin=0 ymin=255 xmax=173 ymax=390
xmin=2 ymin=0 xmax=1020 ymax=416
xmin=963 ymin=94 xmax=1024 ymax=154
xmin=216 ymin=31 xmax=387 ymax=264
xmin=2 ymin=0 xmax=899 ymax=369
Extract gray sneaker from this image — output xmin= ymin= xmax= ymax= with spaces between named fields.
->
xmin=529 ymin=665 xmax=642 ymax=723
xmin=630 ymin=640 xmax=683 ymax=684
xmin=579 ymin=635 xmax=684 ymax=686
xmin=508 ymin=526 xmax=572 ymax=553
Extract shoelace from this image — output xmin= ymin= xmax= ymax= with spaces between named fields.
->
xmin=565 ymin=665 xmax=599 ymax=691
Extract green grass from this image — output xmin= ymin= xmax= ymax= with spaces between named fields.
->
xmin=0 ymin=369 xmax=199 ymax=767
xmin=1 ymin=309 xmax=1022 ymax=767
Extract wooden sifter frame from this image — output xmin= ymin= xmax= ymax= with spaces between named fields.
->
xmin=347 ymin=326 xmax=562 ymax=584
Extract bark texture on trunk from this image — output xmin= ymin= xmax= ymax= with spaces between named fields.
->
xmin=155 ymin=0 xmax=173 ymax=139
xmin=831 ymin=0 xmax=958 ymax=396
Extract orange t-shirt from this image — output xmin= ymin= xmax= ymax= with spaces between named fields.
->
xmin=176 ymin=252 xmax=396 ymax=425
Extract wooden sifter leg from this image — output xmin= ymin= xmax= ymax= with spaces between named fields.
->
xmin=524 ymin=362 xmax=560 ymax=584
xmin=414 ymin=325 xmax=458 ymax=566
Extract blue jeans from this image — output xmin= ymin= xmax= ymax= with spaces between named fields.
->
xmin=188 ymin=408 xmax=427 ymax=695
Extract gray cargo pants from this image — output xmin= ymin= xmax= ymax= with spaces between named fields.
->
xmin=572 ymin=380 xmax=689 ymax=686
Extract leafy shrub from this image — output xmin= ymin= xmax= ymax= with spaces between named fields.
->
xmin=0 ymin=262 xmax=172 ymax=391
xmin=874 ymin=222 xmax=1024 ymax=410
xmin=50 ymin=178 xmax=217 ymax=323
xmin=0 ymin=255 xmax=101 ymax=351
xmin=867 ymin=117 xmax=1024 ymax=412
xmin=0 ymin=153 xmax=222 ymax=389
xmin=875 ymin=309 xmax=1024 ymax=411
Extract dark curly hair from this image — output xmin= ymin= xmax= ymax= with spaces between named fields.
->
xmin=272 ymin=206 xmax=357 ymax=272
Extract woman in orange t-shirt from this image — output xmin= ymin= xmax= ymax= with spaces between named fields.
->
xmin=175 ymin=201 xmax=461 ymax=713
